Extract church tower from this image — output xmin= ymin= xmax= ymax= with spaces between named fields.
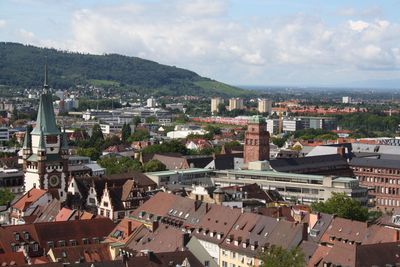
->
xmin=23 ymin=62 xmax=69 ymax=201
xmin=243 ymin=115 xmax=270 ymax=164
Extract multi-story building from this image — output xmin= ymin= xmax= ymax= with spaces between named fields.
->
xmin=258 ymin=99 xmax=272 ymax=114
xmin=299 ymin=116 xmax=337 ymax=131
xmin=244 ymin=115 xmax=270 ymax=163
xmin=212 ymin=162 xmax=368 ymax=205
xmin=266 ymin=119 xmax=280 ymax=135
xmin=0 ymin=127 xmax=10 ymax=142
xmin=211 ymin=97 xmax=224 ymax=115
xmin=147 ymin=97 xmax=157 ymax=108
xmin=342 ymin=96 xmax=352 ymax=104
xmin=282 ymin=118 xmax=303 ymax=133
xmin=228 ymin=98 xmax=244 ymax=111
xmin=0 ymin=169 xmax=24 ymax=194
xmin=350 ymin=157 xmax=400 ymax=209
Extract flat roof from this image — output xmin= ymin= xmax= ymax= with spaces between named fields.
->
xmin=214 ymin=169 xmax=356 ymax=183
xmin=145 ymin=168 xmax=213 ymax=176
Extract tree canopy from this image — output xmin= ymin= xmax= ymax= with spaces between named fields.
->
xmin=311 ymin=192 xmax=369 ymax=222
xmin=143 ymin=159 xmax=167 ymax=172
xmin=0 ymin=188 xmax=14 ymax=206
xmin=258 ymin=245 xmax=305 ymax=267
xmin=97 ymin=156 xmax=143 ymax=175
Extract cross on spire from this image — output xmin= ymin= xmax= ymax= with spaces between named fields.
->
xmin=44 ymin=57 xmax=49 ymax=92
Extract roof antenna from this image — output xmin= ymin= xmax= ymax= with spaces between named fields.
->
xmin=44 ymin=56 xmax=49 ymax=93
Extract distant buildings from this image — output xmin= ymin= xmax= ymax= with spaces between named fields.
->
xmin=258 ymin=98 xmax=272 ymax=114
xmin=342 ymin=96 xmax=352 ymax=103
xmin=228 ymin=98 xmax=244 ymax=111
xmin=146 ymin=96 xmax=157 ymax=108
xmin=211 ymin=97 xmax=224 ymax=114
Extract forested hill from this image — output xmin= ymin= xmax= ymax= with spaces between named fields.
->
xmin=0 ymin=42 xmax=247 ymax=96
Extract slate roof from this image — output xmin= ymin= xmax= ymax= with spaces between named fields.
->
xmin=355 ymin=241 xmax=400 ymax=267
xmin=34 ymin=198 xmax=61 ymax=223
xmin=270 ymin=154 xmax=349 ymax=173
xmin=350 ymin=157 xmax=400 ymax=170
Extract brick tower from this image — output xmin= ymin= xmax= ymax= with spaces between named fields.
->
xmin=244 ymin=115 xmax=270 ymax=164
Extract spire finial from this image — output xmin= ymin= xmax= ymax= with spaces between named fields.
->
xmin=44 ymin=57 xmax=49 ymax=92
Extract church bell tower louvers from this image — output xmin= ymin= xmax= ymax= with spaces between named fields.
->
xmin=23 ymin=62 xmax=69 ymax=201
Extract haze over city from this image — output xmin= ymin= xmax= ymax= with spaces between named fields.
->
xmin=1 ymin=0 xmax=400 ymax=87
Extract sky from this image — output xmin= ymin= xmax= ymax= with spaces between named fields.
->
xmin=1 ymin=0 xmax=400 ymax=87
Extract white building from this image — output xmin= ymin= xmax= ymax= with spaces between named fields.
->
xmin=147 ymin=97 xmax=157 ymax=108
xmin=266 ymin=119 xmax=279 ymax=135
xmin=342 ymin=96 xmax=352 ymax=104
xmin=0 ymin=127 xmax=9 ymax=142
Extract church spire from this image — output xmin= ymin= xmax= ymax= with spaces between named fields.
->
xmin=44 ymin=57 xmax=49 ymax=92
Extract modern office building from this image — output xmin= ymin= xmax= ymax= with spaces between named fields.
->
xmin=212 ymin=162 xmax=368 ymax=205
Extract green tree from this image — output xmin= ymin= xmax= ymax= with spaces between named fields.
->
xmin=0 ymin=188 xmax=15 ymax=205
xmin=258 ymin=245 xmax=305 ymax=267
xmin=271 ymin=137 xmax=286 ymax=148
xmin=90 ymin=124 xmax=104 ymax=145
xmin=146 ymin=116 xmax=156 ymax=124
xmin=98 ymin=156 xmax=143 ymax=175
xmin=311 ymin=192 xmax=369 ymax=222
xmin=128 ymin=128 xmax=150 ymax=142
xmin=144 ymin=159 xmax=167 ymax=172
xmin=132 ymin=116 xmax=142 ymax=127
xmin=121 ymin=123 xmax=131 ymax=143
xmin=77 ymin=147 xmax=101 ymax=161
xmin=143 ymin=140 xmax=188 ymax=155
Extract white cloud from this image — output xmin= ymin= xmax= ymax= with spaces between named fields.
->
xmin=14 ymin=1 xmax=400 ymax=85
xmin=348 ymin=20 xmax=369 ymax=32
xmin=0 ymin=20 xmax=6 ymax=28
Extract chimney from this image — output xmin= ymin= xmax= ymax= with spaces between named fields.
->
xmin=337 ymin=146 xmax=345 ymax=158
xmin=128 ymin=221 xmax=133 ymax=235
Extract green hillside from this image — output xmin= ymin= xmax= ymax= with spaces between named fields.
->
xmin=0 ymin=42 xmax=248 ymax=97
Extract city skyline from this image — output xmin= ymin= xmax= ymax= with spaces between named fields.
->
xmin=1 ymin=0 xmax=400 ymax=88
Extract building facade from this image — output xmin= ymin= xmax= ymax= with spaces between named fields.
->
xmin=211 ymin=97 xmax=224 ymax=115
xmin=243 ymin=116 xmax=270 ymax=164
xmin=350 ymin=157 xmax=400 ymax=210
xmin=228 ymin=98 xmax=244 ymax=111
xmin=258 ymin=99 xmax=272 ymax=114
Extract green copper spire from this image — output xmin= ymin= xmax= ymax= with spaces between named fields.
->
xmin=38 ymin=128 xmax=46 ymax=152
xmin=61 ymin=127 xmax=69 ymax=150
xmin=31 ymin=61 xmax=61 ymax=136
xmin=22 ymin=126 xmax=32 ymax=149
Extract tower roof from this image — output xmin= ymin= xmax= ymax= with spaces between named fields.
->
xmin=248 ymin=115 xmax=265 ymax=124
xmin=61 ymin=127 xmax=69 ymax=150
xmin=31 ymin=62 xmax=61 ymax=136
xmin=38 ymin=128 xmax=46 ymax=151
xmin=22 ymin=126 xmax=32 ymax=149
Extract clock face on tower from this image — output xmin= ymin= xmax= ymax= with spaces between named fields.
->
xmin=49 ymin=175 xmax=60 ymax=187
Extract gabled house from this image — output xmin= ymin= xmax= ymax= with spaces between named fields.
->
xmin=10 ymin=188 xmax=52 ymax=225
xmin=98 ymin=179 xmax=151 ymax=221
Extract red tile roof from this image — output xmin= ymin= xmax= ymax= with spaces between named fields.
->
xmin=12 ymin=189 xmax=48 ymax=212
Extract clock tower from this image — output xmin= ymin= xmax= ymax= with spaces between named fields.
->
xmin=243 ymin=115 xmax=270 ymax=164
xmin=23 ymin=63 xmax=69 ymax=201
